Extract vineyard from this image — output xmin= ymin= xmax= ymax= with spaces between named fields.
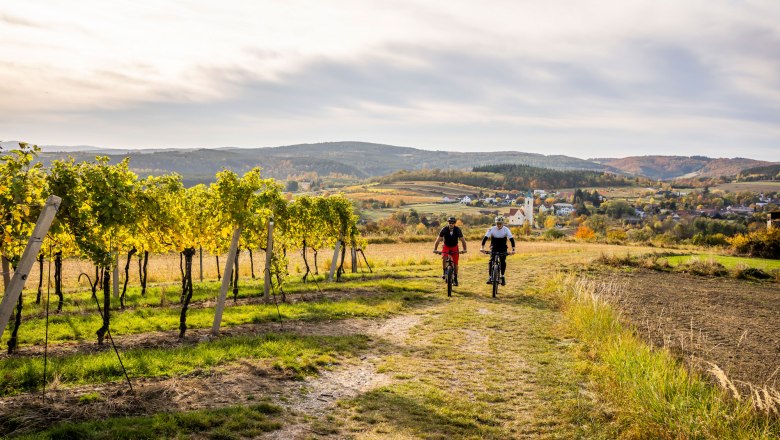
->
xmin=0 ymin=143 xmax=363 ymax=348
xmin=1 ymin=144 xmax=779 ymax=439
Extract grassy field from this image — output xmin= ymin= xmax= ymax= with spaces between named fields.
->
xmin=2 ymin=241 xmax=777 ymax=438
xmin=715 ymin=181 xmax=780 ymax=193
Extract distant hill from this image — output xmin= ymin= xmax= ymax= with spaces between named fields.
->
xmin=590 ymin=156 xmax=775 ymax=180
xmin=8 ymin=140 xmax=774 ymax=184
xmin=31 ymin=141 xmax=612 ymax=185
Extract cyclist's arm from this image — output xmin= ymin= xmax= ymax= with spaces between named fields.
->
xmin=480 ymin=235 xmax=489 ymax=251
xmin=433 ymin=235 xmax=442 ymax=252
xmin=459 ymin=236 xmax=467 ymax=252
xmin=509 ymin=237 xmax=516 ymax=253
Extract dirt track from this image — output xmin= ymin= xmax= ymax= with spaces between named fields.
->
xmin=607 ymin=269 xmax=780 ymax=391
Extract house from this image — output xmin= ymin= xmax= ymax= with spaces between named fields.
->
xmin=553 ymin=203 xmax=575 ymax=216
xmin=727 ymin=205 xmax=754 ymax=215
xmin=298 ymin=181 xmax=312 ymax=191
xmin=506 ymin=194 xmax=534 ymax=226
xmin=441 ymin=196 xmax=456 ymax=203
xmin=459 ymin=196 xmax=472 ymax=205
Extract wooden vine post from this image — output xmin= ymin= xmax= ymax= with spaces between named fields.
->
xmin=263 ymin=218 xmax=274 ymax=300
xmin=350 ymin=242 xmax=357 ymax=273
xmin=0 ymin=195 xmax=61 ymax=341
xmin=327 ymin=239 xmax=342 ymax=282
xmin=211 ymin=226 xmax=241 ymax=336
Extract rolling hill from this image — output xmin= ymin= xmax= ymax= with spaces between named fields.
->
xmin=589 ymin=155 xmax=775 ymax=180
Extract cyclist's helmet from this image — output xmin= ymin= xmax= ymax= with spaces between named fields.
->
xmin=495 ymin=215 xmax=505 ymax=224
xmin=447 ymin=216 xmax=456 ymax=223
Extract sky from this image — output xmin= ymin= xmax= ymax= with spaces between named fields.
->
xmin=1 ymin=0 xmax=779 ymax=161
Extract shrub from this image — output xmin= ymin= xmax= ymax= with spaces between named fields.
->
xmin=574 ymin=225 xmax=595 ymax=240
xmin=544 ymin=228 xmax=565 ymax=240
xmin=733 ymin=266 xmax=773 ymax=281
xmin=606 ymin=229 xmax=627 ymax=244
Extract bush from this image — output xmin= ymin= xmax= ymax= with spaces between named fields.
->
xmin=544 ymin=228 xmax=566 ymax=240
xmin=574 ymin=225 xmax=595 ymax=240
xmin=729 ymin=228 xmax=780 ymax=259
xmin=692 ymin=232 xmax=729 ymax=247
xmin=626 ymin=227 xmax=653 ymax=243
xmin=733 ymin=266 xmax=773 ymax=281
xmin=606 ymin=229 xmax=627 ymax=244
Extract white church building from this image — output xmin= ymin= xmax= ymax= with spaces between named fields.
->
xmin=506 ymin=193 xmax=534 ymax=227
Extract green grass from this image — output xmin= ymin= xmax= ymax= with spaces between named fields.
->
xmin=665 ymin=254 xmax=780 ymax=271
xmin=12 ymin=402 xmax=284 ymax=440
xmin=547 ymin=273 xmax=780 ymax=439
xmin=0 ymin=333 xmax=368 ymax=396
xmin=4 ymin=281 xmax=428 ymax=347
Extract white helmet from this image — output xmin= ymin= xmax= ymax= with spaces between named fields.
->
xmin=495 ymin=215 xmax=505 ymax=224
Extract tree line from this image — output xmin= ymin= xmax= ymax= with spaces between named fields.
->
xmin=473 ymin=164 xmax=640 ymax=190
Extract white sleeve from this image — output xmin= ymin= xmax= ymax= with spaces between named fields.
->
xmin=506 ymin=228 xmax=514 ymax=239
xmin=484 ymin=227 xmax=493 ymax=237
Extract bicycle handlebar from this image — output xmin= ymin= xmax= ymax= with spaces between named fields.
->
xmin=434 ymin=250 xmax=465 ymax=255
xmin=480 ymin=250 xmax=513 ymax=256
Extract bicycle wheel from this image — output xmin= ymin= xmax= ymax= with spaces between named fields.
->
xmin=492 ymin=263 xmax=500 ymax=298
xmin=446 ymin=265 xmax=453 ymax=297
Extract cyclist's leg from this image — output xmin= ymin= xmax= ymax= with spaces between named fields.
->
xmin=499 ymin=254 xmax=507 ymax=275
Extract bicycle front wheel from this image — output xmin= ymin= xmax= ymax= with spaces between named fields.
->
xmin=492 ymin=264 xmax=500 ymax=297
xmin=446 ymin=266 xmax=453 ymax=297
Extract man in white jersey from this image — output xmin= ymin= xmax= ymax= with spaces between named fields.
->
xmin=480 ymin=216 xmax=515 ymax=285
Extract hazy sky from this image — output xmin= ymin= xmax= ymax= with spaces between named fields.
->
xmin=1 ymin=1 xmax=779 ymax=160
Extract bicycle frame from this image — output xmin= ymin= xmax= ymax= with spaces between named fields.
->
xmin=435 ymin=250 xmax=461 ymax=297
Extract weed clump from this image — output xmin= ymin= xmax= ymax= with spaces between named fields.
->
xmin=677 ymin=258 xmax=728 ymax=277
xmin=733 ymin=266 xmax=773 ymax=281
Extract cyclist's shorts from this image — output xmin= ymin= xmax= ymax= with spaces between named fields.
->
xmin=441 ymin=245 xmax=459 ymax=264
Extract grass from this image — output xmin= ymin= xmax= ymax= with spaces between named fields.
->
xmin=3 ymin=279 xmax=428 ymax=347
xmin=546 ymin=274 xmax=780 ymax=439
xmin=13 ymin=402 xmax=284 ymax=439
xmin=0 ymin=333 xmax=368 ymax=395
xmin=665 ymin=254 xmax=780 ymax=271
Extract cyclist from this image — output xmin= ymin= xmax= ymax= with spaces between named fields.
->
xmin=480 ymin=215 xmax=515 ymax=285
xmin=433 ymin=216 xmax=467 ymax=286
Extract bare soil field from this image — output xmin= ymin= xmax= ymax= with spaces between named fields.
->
xmin=605 ymin=269 xmax=780 ymax=391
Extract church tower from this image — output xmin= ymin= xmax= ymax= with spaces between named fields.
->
xmin=525 ymin=191 xmax=534 ymax=228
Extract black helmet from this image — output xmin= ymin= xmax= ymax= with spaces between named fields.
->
xmin=447 ymin=216 xmax=456 ymax=223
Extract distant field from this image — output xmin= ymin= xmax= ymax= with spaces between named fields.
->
xmin=714 ymin=181 xmax=780 ymax=193
xmin=556 ymin=186 xmax=655 ymax=198
xmin=666 ymin=254 xmax=780 ymax=271
xmin=360 ymin=202 xmax=513 ymax=221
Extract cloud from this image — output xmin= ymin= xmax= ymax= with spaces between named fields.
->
xmin=1 ymin=1 xmax=778 ymax=160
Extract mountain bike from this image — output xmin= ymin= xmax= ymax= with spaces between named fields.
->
xmin=482 ymin=250 xmax=510 ymax=298
xmin=434 ymin=249 xmax=463 ymax=297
